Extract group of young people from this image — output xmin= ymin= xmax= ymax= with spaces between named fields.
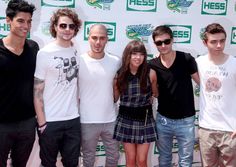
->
xmin=0 ymin=0 xmax=236 ymax=167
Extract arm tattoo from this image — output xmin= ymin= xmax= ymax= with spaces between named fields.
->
xmin=34 ymin=77 xmax=45 ymax=112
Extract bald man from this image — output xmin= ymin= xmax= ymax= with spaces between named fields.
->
xmin=78 ymin=24 xmax=121 ymax=167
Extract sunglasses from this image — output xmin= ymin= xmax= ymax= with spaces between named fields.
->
xmin=154 ymin=39 xmax=171 ymax=46
xmin=58 ymin=23 xmax=76 ymax=30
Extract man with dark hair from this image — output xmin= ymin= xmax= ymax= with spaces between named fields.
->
xmin=197 ymin=23 xmax=236 ymax=166
xmin=34 ymin=8 xmax=82 ymax=167
xmin=149 ymin=25 xmax=199 ymax=167
xmin=0 ymin=0 xmax=38 ymax=167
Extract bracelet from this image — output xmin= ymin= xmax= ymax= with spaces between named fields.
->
xmin=38 ymin=122 xmax=47 ymax=128
xmin=38 ymin=124 xmax=47 ymax=132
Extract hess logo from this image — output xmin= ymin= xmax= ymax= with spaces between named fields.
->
xmin=0 ymin=17 xmax=10 ymax=37
xmin=201 ymin=0 xmax=227 ymax=15
xmin=41 ymin=0 xmax=75 ymax=7
xmin=95 ymin=141 xmax=106 ymax=156
xmin=84 ymin=21 xmax=116 ymax=41
xmin=126 ymin=0 xmax=157 ymax=12
xmin=231 ymin=27 xmax=236 ymax=44
xmin=169 ymin=25 xmax=192 ymax=43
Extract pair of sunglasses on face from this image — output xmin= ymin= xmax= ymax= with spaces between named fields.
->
xmin=154 ymin=38 xmax=172 ymax=46
xmin=58 ymin=23 xmax=76 ymax=30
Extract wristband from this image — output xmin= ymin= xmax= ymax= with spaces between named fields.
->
xmin=38 ymin=122 xmax=47 ymax=128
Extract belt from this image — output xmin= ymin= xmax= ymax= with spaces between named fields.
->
xmin=118 ymin=105 xmax=153 ymax=124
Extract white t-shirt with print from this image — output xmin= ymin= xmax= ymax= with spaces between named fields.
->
xmin=197 ymin=55 xmax=236 ymax=132
xmin=34 ymin=42 xmax=79 ymax=122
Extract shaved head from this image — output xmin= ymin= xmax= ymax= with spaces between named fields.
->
xmin=89 ymin=24 xmax=107 ymax=36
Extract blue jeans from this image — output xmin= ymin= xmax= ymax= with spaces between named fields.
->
xmin=156 ymin=113 xmax=195 ymax=167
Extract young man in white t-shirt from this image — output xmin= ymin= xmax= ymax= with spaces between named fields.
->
xmin=34 ymin=8 xmax=82 ymax=167
xmin=197 ymin=23 xmax=236 ymax=167
xmin=79 ymin=24 xmax=120 ymax=167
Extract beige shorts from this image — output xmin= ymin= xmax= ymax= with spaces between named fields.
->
xmin=198 ymin=127 xmax=236 ymax=167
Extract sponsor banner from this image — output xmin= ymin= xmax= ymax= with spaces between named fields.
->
xmin=1 ymin=0 xmax=10 ymax=3
xmin=41 ymin=21 xmax=51 ymax=36
xmin=201 ymin=0 xmax=227 ymax=15
xmin=3 ymin=0 xmax=235 ymax=165
xmin=167 ymin=0 xmax=195 ymax=14
xmin=96 ymin=140 xmax=106 ymax=156
xmin=231 ymin=27 xmax=236 ymax=44
xmin=96 ymin=142 xmax=125 ymax=156
xmin=0 ymin=17 xmax=9 ymax=38
xmin=168 ymin=25 xmax=192 ymax=44
xmin=147 ymin=54 xmax=154 ymax=60
xmin=199 ymin=27 xmax=206 ymax=40
xmin=86 ymin=0 xmax=114 ymax=10
xmin=41 ymin=0 xmax=75 ymax=8
xmin=0 ymin=0 xmax=10 ymax=11
xmin=194 ymin=84 xmax=200 ymax=97
xmin=84 ymin=21 xmax=116 ymax=41
xmin=126 ymin=0 xmax=157 ymax=12
xmin=126 ymin=24 xmax=153 ymax=42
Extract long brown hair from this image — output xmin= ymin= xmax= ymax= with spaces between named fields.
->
xmin=117 ymin=40 xmax=149 ymax=94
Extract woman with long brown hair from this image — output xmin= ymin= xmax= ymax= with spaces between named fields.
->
xmin=113 ymin=40 xmax=158 ymax=167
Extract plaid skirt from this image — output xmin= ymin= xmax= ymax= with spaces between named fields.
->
xmin=113 ymin=115 xmax=158 ymax=144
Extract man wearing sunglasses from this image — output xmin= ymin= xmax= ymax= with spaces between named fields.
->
xmin=149 ymin=25 xmax=199 ymax=167
xmin=196 ymin=23 xmax=236 ymax=167
xmin=34 ymin=8 xmax=82 ymax=167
